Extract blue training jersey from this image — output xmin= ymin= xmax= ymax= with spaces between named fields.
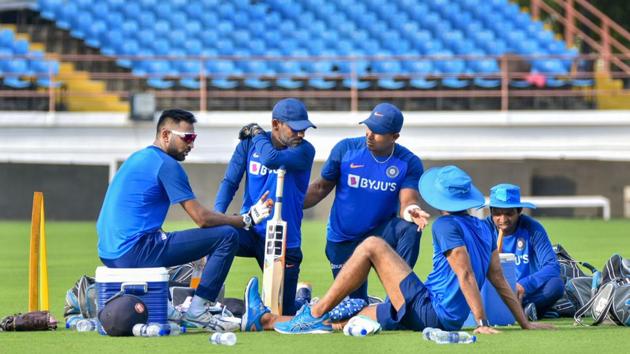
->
xmin=484 ymin=215 xmax=560 ymax=294
xmin=424 ymin=214 xmax=497 ymax=331
xmin=97 ymin=146 xmax=195 ymax=259
xmin=321 ymin=137 xmax=423 ymax=242
xmin=214 ymin=132 xmax=315 ymax=249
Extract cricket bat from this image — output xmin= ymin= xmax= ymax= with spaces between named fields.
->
xmin=262 ymin=168 xmax=287 ymax=315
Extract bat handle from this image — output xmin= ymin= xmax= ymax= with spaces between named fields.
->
xmin=497 ymin=229 xmax=504 ymax=253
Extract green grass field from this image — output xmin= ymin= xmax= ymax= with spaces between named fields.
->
xmin=1 ymin=219 xmax=628 ymax=353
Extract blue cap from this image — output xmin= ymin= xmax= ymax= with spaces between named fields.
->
xmin=419 ymin=165 xmax=485 ymax=212
xmin=360 ymin=103 xmax=404 ymax=134
xmin=272 ymin=98 xmax=316 ymax=131
xmin=489 ymin=183 xmax=536 ymax=209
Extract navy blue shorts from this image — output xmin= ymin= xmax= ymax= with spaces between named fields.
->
xmin=376 ymin=272 xmax=442 ymax=331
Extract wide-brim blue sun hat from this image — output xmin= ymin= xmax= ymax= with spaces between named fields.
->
xmin=419 ymin=165 xmax=485 ymax=212
xmin=488 ymin=183 xmax=536 ymax=209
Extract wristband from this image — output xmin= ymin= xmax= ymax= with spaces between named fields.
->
xmin=477 ymin=319 xmax=490 ymax=328
xmin=403 ymin=204 xmax=421 ymax=222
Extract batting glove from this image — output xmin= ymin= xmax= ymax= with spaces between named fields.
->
xmin=246 ymin=193 xmax=272 ymax=225
xmin=238 ymin=123 xmax=264 ymax=140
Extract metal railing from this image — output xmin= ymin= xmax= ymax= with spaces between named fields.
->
xmin=0 ymin=52 xmax=628 ymax=112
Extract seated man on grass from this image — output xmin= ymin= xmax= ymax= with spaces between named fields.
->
xmin=239 ymin=165 xmax=554 ymax=334
xmin=484 ymin=183 xmax=563 ymax=320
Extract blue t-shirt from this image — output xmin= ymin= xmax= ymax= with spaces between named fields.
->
xmin=484 ymin=215 xmax=560 ymax=294
xmin=321 ymin=137 xmax=423 ymax=242
xmin=97 ymin=146 xmax=195 ymax=259
xmin=424 ymin=214 xmax=496 ymax=331
xmin=214 ymin=132 xmax=315 ymax=249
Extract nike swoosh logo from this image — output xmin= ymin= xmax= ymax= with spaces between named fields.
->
xmin=253 ymin=153 xmax=260 ymax=158
xmin=349 ymin=163 xmax=364 ymax=168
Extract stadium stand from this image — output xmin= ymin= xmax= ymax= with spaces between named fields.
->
xmin=3 ymin=0 xmax=627 ymax=111
xmin=0 ymin=27 xmax=61 ymax=89
xmin=33 ymin=0 xmax=579 ymax=91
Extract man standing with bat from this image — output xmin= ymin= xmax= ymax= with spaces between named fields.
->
xmin=303 ymin=102 xmax=430 ymax=302
xmin=214 ymin=98 xmax=316 ymax=320
xmin=483 ymin=183 xmax=563 ymax=321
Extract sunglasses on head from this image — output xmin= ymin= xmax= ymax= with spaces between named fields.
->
xmin=169 ymin=130 xmax=197 ymax=143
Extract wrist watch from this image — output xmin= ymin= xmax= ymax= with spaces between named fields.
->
xmin=242 ymin=213 xmax=252 ymax=230
xmin=477 ymin=319 xmax=490 ymax=327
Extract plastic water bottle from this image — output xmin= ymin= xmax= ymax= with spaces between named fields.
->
xmin=167 ymin=322 xmax=185 ymax=336
xmin=75 ymin=318 xmax=98 ymax=332
xmin=65 ymin=315 xmax=83 ymax=329
xmin=132 ymin=323 xmax=170 ymax=337
xmin=210 ymin=332 xmax=237 ymax=346
xmin=345 ymin=324 xmax=368 ymax=337
xmin=422 ymin=327 xmax=476 ymax=344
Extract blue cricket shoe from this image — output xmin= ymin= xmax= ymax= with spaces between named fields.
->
xmin=241 ymin=277 xmax=270 ymax=332
xmin=274 ymin=305 xmax=333 ymax=334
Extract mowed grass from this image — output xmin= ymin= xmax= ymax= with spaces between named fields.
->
xmin=0 ymin=218 xmax=629 ymax=353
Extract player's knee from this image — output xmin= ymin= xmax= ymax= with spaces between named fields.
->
xmin=359 ymin=236 xmax=388 ymax=254
xmin=399 ymin=220 xmax=420 ymax=238
xmin=547 ymin=276 xmax=565 ymax=300
xmin=221 ymin=227 xmax=240 ymax=254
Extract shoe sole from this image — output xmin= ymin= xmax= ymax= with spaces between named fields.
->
xmin=241 ymin=277 xmax=256 ymax=332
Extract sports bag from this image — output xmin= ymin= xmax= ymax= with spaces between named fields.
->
xmin=550 ymin=244 xmax=597 ymax=317
xmin=575 ymin=254 xmax=630 ymax=326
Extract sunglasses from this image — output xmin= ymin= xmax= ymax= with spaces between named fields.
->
xmin=170 ymin=130 xmax=197 ymax=143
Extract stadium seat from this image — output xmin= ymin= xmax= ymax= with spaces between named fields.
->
xmin=240 ymin=61 xmax=274 ymax=89
xmin=34 ymin=60 xmax=61 ymax=88
xmin=274 ymin=61 xmax=305 ymax=89
xmin=2 ymin=59 xmax=32 ymax=88
xmin=372 ymin=60 xmax=406 ymax=90
xmin=33 ymin=0 xmax=583 ymax=93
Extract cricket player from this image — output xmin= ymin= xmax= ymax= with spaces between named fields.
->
xmin=240 ymin=166 xmax=553 ymax=334
xmin=97 ymin=109 xmax=272 ymax=329
xmin=214 ymin=98 xmax=316 ymax=315
xmin=484 ymin=183 xmax=563 ymax=320
xmin=303 ymin=102 xmax=429 ymax=301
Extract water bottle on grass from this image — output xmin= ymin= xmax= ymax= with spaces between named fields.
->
xmin=210 ymin=332 xmax=237 ymax=346
xmin=132 ymin=323 xmax=170 ymax=337
xmin=76 ymin=318 xmax=98 ymax=332
xmin=422 ymin=327 xmax=476 ymax=344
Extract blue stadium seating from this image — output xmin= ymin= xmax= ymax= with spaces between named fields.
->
xmin=0 ymin=27 xmax=63 ymax=89
xmin=35 ymin=0 xmax=584 ymax=90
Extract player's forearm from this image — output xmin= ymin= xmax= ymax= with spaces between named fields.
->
xmin=493 ymin=275 xmax=530 ymax=328
xmin=458 ymin=271 xmax=488 ymax=322
xmin=197 ymin=210 xmax=244 ymax=228
xmin=303 ymin=178 xmax=334 ymax=209
xmin=253 ymin=134 xmax=313 ymax=170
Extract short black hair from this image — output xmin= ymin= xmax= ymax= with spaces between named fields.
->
xmin=156 ymin=109 xmax=197 ymax=133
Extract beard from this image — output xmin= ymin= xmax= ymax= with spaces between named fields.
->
xmin=166 ymin=144 xmax=189 ymax=161
xmin=280 ymin=135 xmax=303 ymax=148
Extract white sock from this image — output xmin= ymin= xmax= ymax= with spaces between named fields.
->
xmin=187 ymin=295 xmax=210 ymax=317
